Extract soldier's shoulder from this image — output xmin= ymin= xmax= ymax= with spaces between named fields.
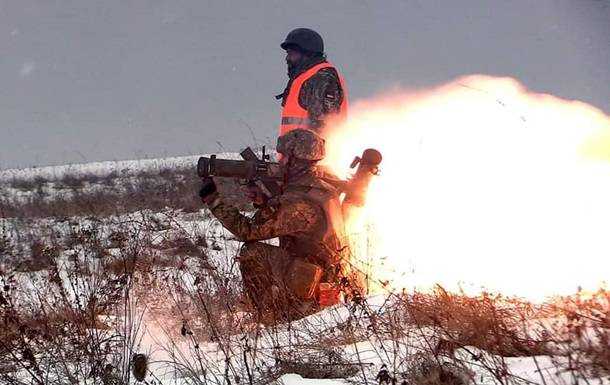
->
xmin=290 ymin=168 xmax=344 ymax=196
xmin=310 ymin=67 xmax=340 ymax=85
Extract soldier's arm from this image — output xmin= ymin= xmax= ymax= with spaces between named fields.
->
xmin=207 ymin=196 xmax=321 ymax=242
xmin=299 ymin=68 xmax=343 ymax=131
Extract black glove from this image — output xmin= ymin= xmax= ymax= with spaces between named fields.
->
xmin=198 ymin=177 xmax=217 ymax=201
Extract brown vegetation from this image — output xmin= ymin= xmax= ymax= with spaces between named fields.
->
xmin=1 ymin=168 xmax=247 ymax=219
xmin=0 ymin=168 xmax=608 ymax=384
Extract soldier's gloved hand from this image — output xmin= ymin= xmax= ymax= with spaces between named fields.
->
xmin=198 ymin=177 xmax=218 ymax=205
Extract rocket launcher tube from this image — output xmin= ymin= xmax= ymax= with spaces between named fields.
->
xmin=197 ymin=156 xmax=283 ymax=180
xmin=197 ymin=153 xmax=283 ymax=198
xmin=197 ymin=147 xmax=382 ymax=206
xmin=239 ymin=147 xmax=283 ymax=196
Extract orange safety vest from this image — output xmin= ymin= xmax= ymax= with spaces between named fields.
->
xmin=279 ymin=62 xmax=348 ymax=136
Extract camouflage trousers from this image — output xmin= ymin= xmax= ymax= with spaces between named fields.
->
xmin=238 ymin=241 xmax=322 ymax=323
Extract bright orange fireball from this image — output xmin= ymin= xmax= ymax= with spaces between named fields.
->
xmin=323 ymin=75 xmax=610 ymax=301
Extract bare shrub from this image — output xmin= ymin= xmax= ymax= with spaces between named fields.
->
xmin=400 ymin=355 xmax=473 ymax=385
xmin=402 ymin=287 xmax=549 ymax=357
xmin=0 ymin=232 xmax=12 ymax=257
xmin=1 ymin=163 xmax=608 ymax=385
xmin=0 ymin=221 xmax=147 ymax=384
xmin=547 ymin=289 xmax=610 ymax=379
xmin=13 ymin=240 xmax=59 ymax=272
xmin=0 ymin=169 xmax=208 ymax=219
xmin=276 ymin=347 xmax=360 ymax=379
xmin=9 ymin=176 xmax=48 ymax=192
xmin=57 ymin=173 xmax=85 ymax=190
xmin=99 ymin=171 xmax=119 ymax=187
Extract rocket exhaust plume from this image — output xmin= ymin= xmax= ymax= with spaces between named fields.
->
xmin=324 ymin=75 xmax=610 ymax=301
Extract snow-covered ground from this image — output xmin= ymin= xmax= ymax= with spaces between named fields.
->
xmin=0 ymin=153 xmax=242 ymax=204
xmin=1 ymin=155 xmax=607 ymax=385
xmin=0 ymin=155 xmax=200 ymax=182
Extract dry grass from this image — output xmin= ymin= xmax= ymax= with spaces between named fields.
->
xmin=546 ymin=290 xmax=610 ymax=379
xmin=13 ymin=240 xmax=60 ymax=272
xmin=0 ymin=212 xmax=185 ymax=384
xmin=1 ymin=166 xmax=608 ymax=384
xmin=0 ymin=167 xmax=249 ymax=218
xmin=8 ymin=176 xmax=48 ymax=192
xmin=404 ymin=288 xmax=550 ymax=357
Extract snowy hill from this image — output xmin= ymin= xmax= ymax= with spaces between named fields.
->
xmin=0 ymin=156 xmax=608 ymax=385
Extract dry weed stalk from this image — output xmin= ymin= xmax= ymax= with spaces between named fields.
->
xmin=1 ymin=168 xmax=608 ymax=385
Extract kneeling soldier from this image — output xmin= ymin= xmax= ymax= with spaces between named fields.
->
xmin=199 ymin=129 xmax=347 ymax=323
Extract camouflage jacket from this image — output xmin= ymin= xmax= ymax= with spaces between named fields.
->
xmin=207 ymin=168 xmax=345 ymax=266
xmin=279 ymin=58 xmax=344 ymax=132
xmin=208 ymin=193 xmax=324 ymax=244
xmin=207 ymin=186 xmax=325 ymax=244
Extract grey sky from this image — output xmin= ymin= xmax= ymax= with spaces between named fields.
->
xmin=1 ymin=0 xmax=609 ymax=169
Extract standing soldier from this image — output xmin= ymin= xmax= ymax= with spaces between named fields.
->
xmin=277 ymin=28 xmax=348 ymax=137
xmin=198 ymin=129 xmax=347 ymax=323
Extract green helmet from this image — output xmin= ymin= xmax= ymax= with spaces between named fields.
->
xmin=276 ymin=129 xmax=326 ymax=161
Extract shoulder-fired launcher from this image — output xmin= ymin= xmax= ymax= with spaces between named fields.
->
xmin=197 ymin=147 xmax=283 ymax=196
xmin=196 ymin=147 xmax=382 ymax=207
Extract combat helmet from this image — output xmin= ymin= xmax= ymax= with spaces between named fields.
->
xmin=281 ymin=28 xmax=324 ymax=54
xmin=276 ymin=129 xmax=326 ymax=161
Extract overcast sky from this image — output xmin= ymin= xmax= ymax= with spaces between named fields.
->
xmin=1 ymin=0 xmax=609 ymax=169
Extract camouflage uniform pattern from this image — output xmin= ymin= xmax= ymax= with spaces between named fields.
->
xmin=298 ymin=66 xmax=343 ymax=131
xmin=207 ymin=168 xmax=345 ymax=322
xmin=276 ymin=128 xmax=326 ymax=161
xmin=208 ymin=192 xmax=324 ymax=244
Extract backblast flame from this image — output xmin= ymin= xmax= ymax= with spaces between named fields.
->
xmin=323 ymin=75 xmax=610 ymax=301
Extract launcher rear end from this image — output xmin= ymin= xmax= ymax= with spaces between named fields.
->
xmin=343 ymin=148 xmax=382 ymax=207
